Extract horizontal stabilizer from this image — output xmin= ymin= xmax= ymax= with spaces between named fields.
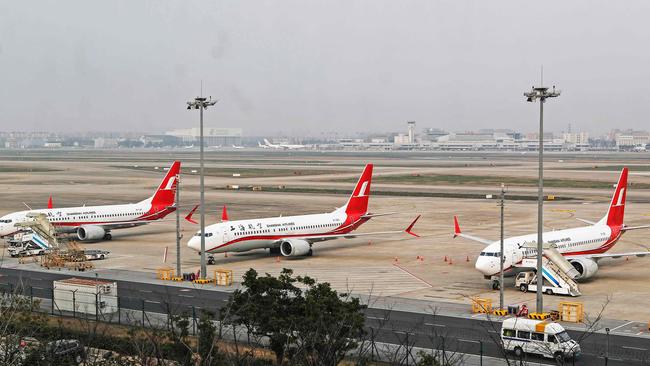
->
xmin=576 ymin=218 xmax=596 ymax=226
xmin=622 ymin=224 xmax=650 ymax=232
xmin=361 ymin=212 xmax=397 ymax=219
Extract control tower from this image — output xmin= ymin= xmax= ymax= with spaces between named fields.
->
xmin=407 ymin=121 xmax=416 ymax=143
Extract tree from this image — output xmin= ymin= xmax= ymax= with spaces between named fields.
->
xmin=221 ymin=268 xmax=367 ymax=365
xmin=292 ymin=280 xmax=366 ymax=366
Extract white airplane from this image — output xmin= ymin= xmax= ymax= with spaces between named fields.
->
xmin=262 ymin=138 xmax=305 ymax=150
xmin=232 ymin=144 xmax=245 ymax=149
xmin=0 ymin=161 xmax=181 ymax=241
xmin=187 ymin=164 xmax=419 ymax=259
xmin=454 ymin=167 xmax=650 ymax=286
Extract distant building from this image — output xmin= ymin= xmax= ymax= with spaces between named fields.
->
xmin=394 ymin=134 xmax=410 ymax=144
xmin=616 ymin=133 xmax=649 ymax=149
xmin=421 ymin=128 xmax=448 ymax=142
xmin=94 ymin=138 xmax=119 ymax=149
xmin=166 ymin=127 xmax=242 ymax=146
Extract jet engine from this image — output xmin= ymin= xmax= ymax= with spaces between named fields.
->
xmin=279 ymin=239 xmax=312 ymax=257
xmin=569 ymin=258 xmax=599 ymax=280
xmin=77 ymin=225 xmax=107 ymax=241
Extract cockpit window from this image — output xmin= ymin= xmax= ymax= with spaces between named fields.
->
xmin=0 ymin=219 xmax=12 ymax=224
xmin=479 ymin=252 xmax=500 ymax=257
xmin=194 ymin=232 xmax=214 ymax=237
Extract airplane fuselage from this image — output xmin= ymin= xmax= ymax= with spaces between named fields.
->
xmin=188 ymin=210 xmax=367 ymax=253
xmin=0 ymin=200 xmax=172 ymax=237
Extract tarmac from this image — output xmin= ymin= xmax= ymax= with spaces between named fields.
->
xmin=1 ymin=149 xmax=650 ymax=325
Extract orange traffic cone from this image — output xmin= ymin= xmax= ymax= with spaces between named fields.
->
xmin=394 ymin=257 xmax=399 ymax=263
xmin=466 ymin=255 xmax=470 ymax=262
xmin=449 ymin=257 xmax=453 ymax=265
xmin=444 ymin=256 xmax=448 ymax=262
xmin=225 ymin=252 xmax=228 ymax=258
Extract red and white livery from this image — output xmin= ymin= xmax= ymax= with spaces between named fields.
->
xmin=454 ymin=167 xmax=650 ymax=280
xmin=0 ymin=161 xmax=181 ymax=241
xmin=187 ymin=164 xmax=419 ymax=258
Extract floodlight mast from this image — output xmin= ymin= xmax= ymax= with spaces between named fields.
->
xmin=186 ymin=96 xmax=218 ymax=279
xmin=523 ymin=85 xmax=560 ymax=313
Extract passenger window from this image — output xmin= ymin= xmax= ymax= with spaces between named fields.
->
xmin=548 ymin=335 xmax=558 ymax=343
xmin=517 ymin=331 xmax=530 ymax=339
xmin=503 ymin=329 xmax=516 ymax=337
xmin=531 ymin=333 xmax=544 ymax=341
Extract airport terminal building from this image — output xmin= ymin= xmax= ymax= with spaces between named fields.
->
xmin=165 ymin=127 xmax=242 ymax=146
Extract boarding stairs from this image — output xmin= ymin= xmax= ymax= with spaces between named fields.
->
xmin=15 ymin=213 xmax=61 ymax=249
xmin=521 ymin=245 xmax=581 ymax=297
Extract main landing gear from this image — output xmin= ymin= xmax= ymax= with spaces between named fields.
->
xmin=103 ymin=233 xmax=112 ymax=240
xmin=207 ymin=255 xmax=215 ymax=265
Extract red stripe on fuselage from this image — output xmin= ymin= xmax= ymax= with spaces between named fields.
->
xmin=205 ymin=216 xmax=368 ymax=253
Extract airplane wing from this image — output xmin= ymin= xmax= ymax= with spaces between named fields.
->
xmin=278 ymin=215 xmax=420 ymax=244
xmin=453 ymin=216 xmax=493 ymax=245
xmin=566 ymin=251 xmax=650 ymax=260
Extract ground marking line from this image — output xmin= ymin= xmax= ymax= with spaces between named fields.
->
xmin=610 ymin=320 xmax=635 ymax=332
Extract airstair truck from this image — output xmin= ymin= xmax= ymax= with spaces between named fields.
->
xmin=516 ymin=246 xmax=581 ymax=297
xmin=8 ymin=231 xmax=52 ymax=257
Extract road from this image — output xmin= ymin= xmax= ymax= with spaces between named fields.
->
xmin=1 ymin=267 xmax=648 ymax=365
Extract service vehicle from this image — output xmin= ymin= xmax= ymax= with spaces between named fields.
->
xmin=501 ymin=318 xmax=580 ymax=361
xmin=83 ymin=249 xmax=110 ymax=260
xmin=515 ymin=271 xmax=572 ymax=296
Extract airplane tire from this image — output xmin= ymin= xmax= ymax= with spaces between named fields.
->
xmin=545 ymin=289 xmax=553 ymax=295
xmin=207 ymin=257 xmax=215 ymax=265
xmin=104 ymin=233 xmax=112 ymax=240
xmin=492 ymin=281 xmax=500 ymax=290
xmin=520 ymin=284 xmax=528 ymax=293
xmin=307 ymin=249 xmax=313 ymax=257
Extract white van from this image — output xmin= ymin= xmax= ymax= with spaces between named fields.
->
xmin=501 ymin=318 xmax=581 ymax=361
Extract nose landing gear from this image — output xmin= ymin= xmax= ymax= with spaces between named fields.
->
xmin=491 ymin=279 xmax=501 ymax=290
xmin=207 ymin=255 xmax=215 ymax=265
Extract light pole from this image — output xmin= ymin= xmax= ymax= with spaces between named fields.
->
xmin=175 ymin=173 xmax=181 ymax=278
xmin=499 ymin=183 xmax=506 ymax=311
xmin=187 ymin=96 xmax=218 ymax=279
xmin=605 ymin=327 xmax=610 ymax=365
xmin=524 ymin=85 xmax=561 ymax=313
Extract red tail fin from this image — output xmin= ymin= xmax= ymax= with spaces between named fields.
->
xmin=601 ymin=167 xmax=628 ymax=227
xmin=150 ymin=161 xmax=181 ymax=210
xmin=47 ymin=195 xmax=53 ymax=209
xmin=342 ymin=164 xmax=373 ymax=216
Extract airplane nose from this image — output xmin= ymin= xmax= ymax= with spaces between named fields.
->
xmin=475 ymin=256 xmax=496 ymax=276
xmin=187 ymin=237 xmax=200 ymax=252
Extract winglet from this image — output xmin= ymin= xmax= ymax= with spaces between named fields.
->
xmin=47 ymin=195 xmax=54 ymax=209
xmin=453 ymin=216 xmax=461 ymax=238
xmin=405 ymin=215 xmax=421 ymax=237
xmin=221 ymin=205 xmax=229 ymax=222
xmin=185 ymin=205 xmax=199 ymax=224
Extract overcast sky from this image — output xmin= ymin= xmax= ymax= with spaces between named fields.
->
xmin=1 ymin=1 xmax=650 ymax=136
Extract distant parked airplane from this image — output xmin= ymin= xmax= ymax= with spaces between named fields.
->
xmin=260 ymin=138 xmax=305 ymax=150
